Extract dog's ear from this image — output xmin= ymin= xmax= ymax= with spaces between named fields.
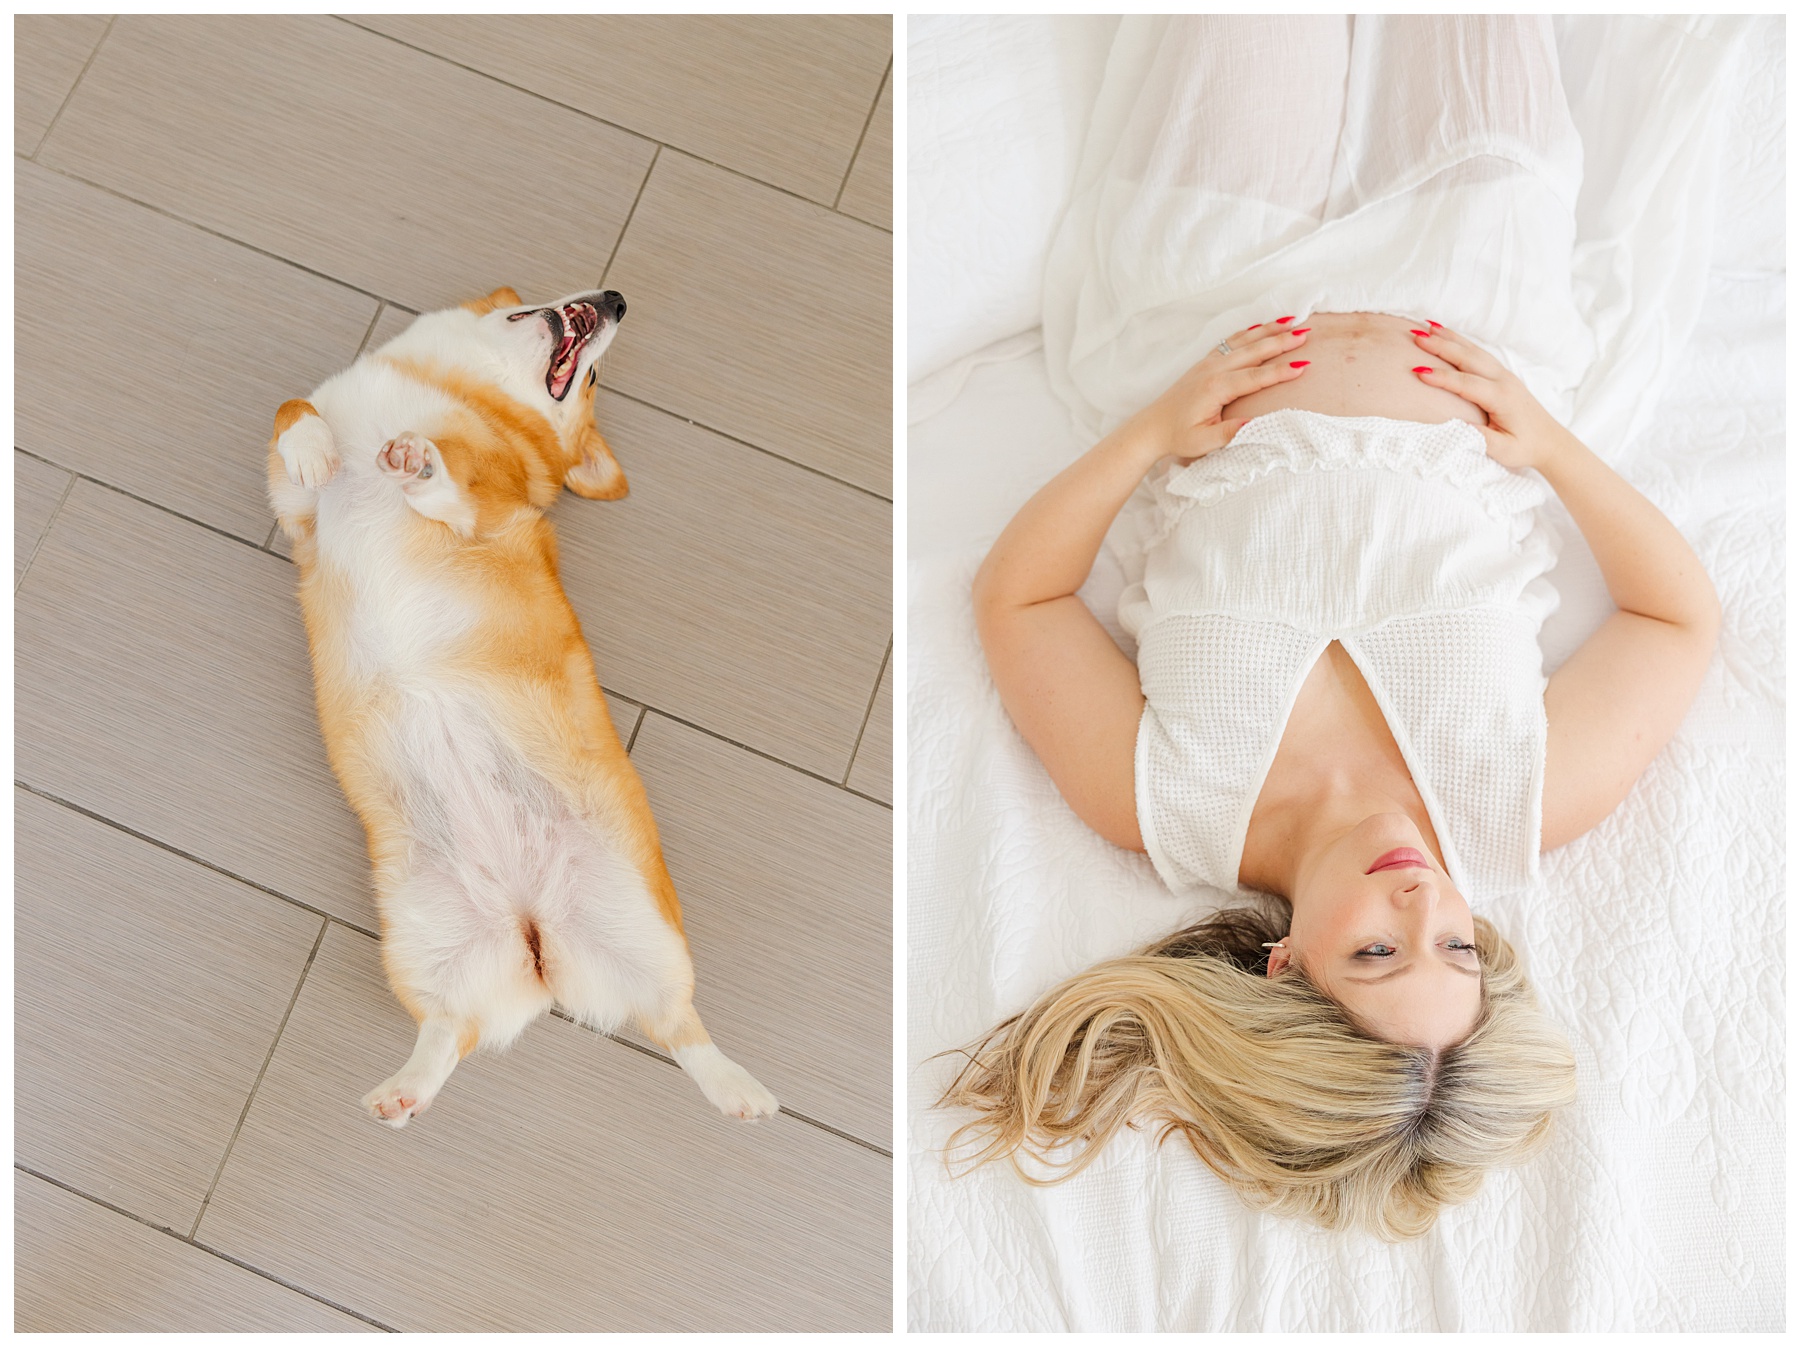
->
xmin=461 ymin=286 xmax=523 ymax=316
xmin=564 ymin=421 xmax=629 ymax=500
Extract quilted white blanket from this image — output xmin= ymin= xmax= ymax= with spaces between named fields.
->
xmin=908 ymin=16 xmax=1784 ymax=1333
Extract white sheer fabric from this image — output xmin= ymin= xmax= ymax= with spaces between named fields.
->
xmin=1043 ymin=15 xmax=1748 ymax=456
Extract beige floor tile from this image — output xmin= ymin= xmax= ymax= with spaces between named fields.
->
xmin=16 ymin=482 xmax=377 ymax=928
xmin=839 ymin=69 xmax=893 ymax=229
xmin=628 ymin=714 xmax=892 ymax=1147
xmin=847 ymin=654 xmax=893 ymax=803
xmin=16 ymin=161 xmax=376 ymax=544
xmin=15 ymin=1172 xmax=374 ymax=1332
xmin=601 ymin=151 xmax=891 ymax=495
xmin=15 ymin=789 xmax=323 ymax=1233
xmin=14 ymin=14 xmax=109 ymax=156
xmin=356 ymin=15 xmax=890 ymax=206
xmin=364 ymin=301 xmax=420 ymax=352
xmin=39 ymin=15 xmax=655 ymax=312
xmin=553 ymin=391 xmax=889 ymax=778
xmin=15 ymin=452 xmax=72 ymax=586
xmin=198 ymin=924 xmax=890 ymax=1331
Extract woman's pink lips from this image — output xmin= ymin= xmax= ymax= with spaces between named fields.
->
xmin=1367 ymin=848 xmax=1432 ymax=874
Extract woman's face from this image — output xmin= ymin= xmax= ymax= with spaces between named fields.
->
xmin=1268 ymin=813 xmax=1482 ymax=1050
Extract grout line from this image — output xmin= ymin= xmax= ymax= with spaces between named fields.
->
xmin=27 ymin=14 xmax=117 ymax=161
xmin=189 ymin=920 xmax=330 ymax=1240
xmin=623 ymin=704 xmax=647 ymax=753
xmin=14 ymin=1164 xmax=398 ymax=1332
xmin=840 ymin=639 xmax=892 ymax=788
xmin=352 ymin=301 xmax=387 ymax=359
xmin=599 ymin=144 xmax=659 ymax=287
xmin=631 ymin=706 xmax=893 ymax=811
xmin=15 ymin=457 xmax=80 ymax=596
xmin=23 ymin=161 xmax=403 ymax=309
xmin=597 ymin=384 xmax=892 ymax=504
xmin=60 ymin=471 xmax=277 ymax=558
xmin=545 ymin=1012 xmax=893 ymax=1157
xmin=262 ymin=520 xmax=283 ymax=551
xmin=332 ymin=16 xmax=656 ymax=156
xmin=12 ymin=783 xmax=380 ymax=941
xmin=834 ymin=58 xmax=890 ymax=212
xmin=768 ymin=1105 xmax=892 ymax=1158
xmin=331 ymin=18 xmax=888 ymax=224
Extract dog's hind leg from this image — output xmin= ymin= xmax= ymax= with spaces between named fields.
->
xmin=640 ymin=998 xmax=779 ymax=1123
xmin=361 ymin=1015 xmax=475 ymax=1128
xmin=531 ymin=839 xmax=779 ymax=1122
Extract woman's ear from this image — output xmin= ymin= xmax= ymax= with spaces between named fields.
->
xmin=564 ymin=421 xmax=629 ymax=500
xmin=1265 ymin=942 xmax=1292 ymax=978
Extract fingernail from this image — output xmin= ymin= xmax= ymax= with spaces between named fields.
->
xmin=1276 ymin=316 xmax=1295 ymax=324
xmin=1428 ymin=320 xmax=1442 ymax=329
xmin=1290 ymin=360 xmax=1310 ymax=368
xmin=1248 ymin=323 xmax=1261 ymax=330
xmin=1290 ymin=327 xmax=1311 ymax=336
xmin=1409 ymin=329 xmax=1429 ymax=337
xmin=1411 ymin=365 xmax=1432 ymax=374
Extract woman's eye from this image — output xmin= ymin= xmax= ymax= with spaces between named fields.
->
xmin=1357 ymin=944 xmax=1397 ymax=958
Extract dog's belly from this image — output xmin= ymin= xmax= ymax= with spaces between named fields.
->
xmin=381 ymin=690 xmax=626 ymax=923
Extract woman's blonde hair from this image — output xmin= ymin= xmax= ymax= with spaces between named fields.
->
xmin=937 ymin=898 xmax=1577 ymax=1241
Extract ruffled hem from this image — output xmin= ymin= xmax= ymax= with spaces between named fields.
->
xmin=1142 ymin=409 xmax=1549 ymax=554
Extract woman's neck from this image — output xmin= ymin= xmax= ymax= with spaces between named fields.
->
xmin=1237 ymin=640 xmax=1444 ymax=897
xmin=1240 ymin=766 xmax=1441 ymax=899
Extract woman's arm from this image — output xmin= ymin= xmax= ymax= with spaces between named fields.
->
xmin=1412 ymin=326 xmax=1721 ymax=851
xmin=973 ymin=322 xmax=1311 ymax=848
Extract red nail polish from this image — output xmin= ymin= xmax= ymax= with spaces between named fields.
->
xmin=1290 ymin=360 xmax=1310 ymax=368
xmin=1291 ymin=327 xmax=1311 ymax=336
xmin=1276 ymin=316 xmax=1295 ymax=324
xmin=1248 ymin=323 xmax=1261 ymax=329
xmin=1411 ymin=365 xmax=1432 ymax=374
xmin=1428 ymin=320 xmax=1442 ymax=329
xmin=1410 ymin=329 xmax=1429 ymax=336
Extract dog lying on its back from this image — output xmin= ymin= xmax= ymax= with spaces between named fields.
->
xmin=267 ymin=284 xmax=777 ymax=1127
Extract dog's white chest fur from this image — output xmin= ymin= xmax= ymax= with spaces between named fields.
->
xmin=315 ymin=475 xmax=478 ymax=679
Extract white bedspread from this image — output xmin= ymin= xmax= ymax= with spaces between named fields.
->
xmin=907 ymin=16 xmax=1785 ymax=1333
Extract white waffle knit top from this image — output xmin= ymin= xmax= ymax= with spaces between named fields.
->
xmin=1117 ymin=409 xmax=1560 ymax=899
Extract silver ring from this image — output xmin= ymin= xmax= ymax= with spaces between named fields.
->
xmin=1216 ymin=340 xmax=1232 ymax=356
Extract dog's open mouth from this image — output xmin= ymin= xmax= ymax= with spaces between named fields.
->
xmin=510 ymin=301 xmax=604 ymax=402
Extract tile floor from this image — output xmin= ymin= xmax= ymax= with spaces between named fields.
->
xmin=15 ymin=14 xmax=892 ymax=1333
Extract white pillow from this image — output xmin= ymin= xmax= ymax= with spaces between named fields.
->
xmin=908 ymin=15 xmax=1117 ymax=384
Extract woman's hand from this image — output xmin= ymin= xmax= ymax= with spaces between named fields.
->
xmin=1408 ymin=324 xmax=1573 ymax=472
xmin=1132 ymin=318 xmax=1313 ymax=465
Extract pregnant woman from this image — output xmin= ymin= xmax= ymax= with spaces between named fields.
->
xmin=945 ymin=313 xmax=1720 ymax=1238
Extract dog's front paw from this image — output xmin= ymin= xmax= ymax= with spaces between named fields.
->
xmin=361 ymin=1081 xmax=428 ymax=1129
xmin=280 ymin=416 xmax=340 ymax=488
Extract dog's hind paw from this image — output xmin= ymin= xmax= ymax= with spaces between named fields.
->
xmin=361 ymin=1081 xmax=427 ymax=1129
xmin=676 ymin=1043 xmax=779 ymax=1122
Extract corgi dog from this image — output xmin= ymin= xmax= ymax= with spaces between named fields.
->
xmin=267 ymin=285 xmax=777 ymax=1128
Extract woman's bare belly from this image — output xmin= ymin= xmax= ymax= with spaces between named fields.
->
xmin=1222 ymin=312 xmax=1487 ymax=426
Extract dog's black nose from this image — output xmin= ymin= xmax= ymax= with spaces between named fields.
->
xmin=601 ymin=290 xmax=626 ymax=322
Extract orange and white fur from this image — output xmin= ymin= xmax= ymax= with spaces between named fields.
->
xmin=267 ymin=285 xmax=776 ymax=1128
